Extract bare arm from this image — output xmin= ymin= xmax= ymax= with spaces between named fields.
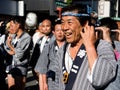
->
xmin=39 ymin=74 xmax=48 ymax=90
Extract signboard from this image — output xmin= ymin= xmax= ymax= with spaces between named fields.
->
xmin=55 ymin=0 xmax=72 ymax=8
xmin=98 ymin=1 xmax=110 ymax=17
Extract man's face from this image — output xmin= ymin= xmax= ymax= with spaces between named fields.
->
xmin=42 ymin=19 xmax=51 ymax=35
xmin=61 ymin=16 xmax=82 ymax=44
xmin=53 ymin=24 xmax=65 ymax=41
xmin=38 ymin=24 xmax=44 ymax=33
xmin=9 ymin=20 xmax=19 ymax=34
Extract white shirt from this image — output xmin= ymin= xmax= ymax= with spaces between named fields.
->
xmin=32 ymin=32 xmax=41 ymax=47
xmin=65 ymin=44 xmax=73 ymax=73
xmin=40 ymin=36 xmax=47 ymax=53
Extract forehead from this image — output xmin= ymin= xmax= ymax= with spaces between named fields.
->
xmin=55 ymin=24 xmax=61 ymax=27
xmin=62 ymin=16 xmax=78 ymax=22
xmin=55 ymin=24 xmax=62 ymax=29
xmin=42 ymin=20 xmax=51 ymax=25
xmin=10 ymin=20 xmax=15 ymax=25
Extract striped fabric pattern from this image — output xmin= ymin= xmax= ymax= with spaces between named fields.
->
xmin=55 ymin=39 xmax=117 ymax=90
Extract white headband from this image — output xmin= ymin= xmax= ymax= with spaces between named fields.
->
xmin=62 ymin=12 xmax=90 ymax=17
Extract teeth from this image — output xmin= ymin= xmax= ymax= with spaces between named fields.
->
xmin=65 ymin=32 xmax=72 ymax=36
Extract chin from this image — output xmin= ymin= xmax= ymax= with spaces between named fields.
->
xmin=66 ymin=39 xmax=73 ymax=43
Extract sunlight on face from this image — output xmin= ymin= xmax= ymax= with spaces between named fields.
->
xmin=61 ymin=16 xmax=82 ymax=44
xmin=54 ymin=24 xmax=65 ymax=41
xmin=42 ymin=19 xmax=52 ymax=35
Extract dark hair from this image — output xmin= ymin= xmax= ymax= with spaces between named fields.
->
xmin=10 ymin=16 xmax=25 ymax=30
xmin=99 ymin=17 xmax=118 ymax=30
xmin=52 ymin=18 xmax=61 ymax=31
xmin=0 ymin=20 xmax=10 ymax=35
xmin=61 ymin=4 xmax=91 ymax=26
xmin=55 ymin=18 xmax=61 ymax=24
xmin=99 ymin=17 xmax=118 ymax=41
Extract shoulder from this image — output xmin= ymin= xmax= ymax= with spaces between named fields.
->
xmin=21 ymin=32 xmax=31 ymax=40
xmin=97 ymin=39 xmax=113 ymax=49
xmin=32 ymin=32 xmax=39 ymax=38
xmin=114 ymin=41 xmax=120 ymax=51
xmin=57 ymin=42 xmax=67 ymax=55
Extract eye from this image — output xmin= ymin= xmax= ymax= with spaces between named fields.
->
xmin=61 ymin=20 xmax=64 ymax=24
xmin=68 ymin=21 xmax=72 ymax=25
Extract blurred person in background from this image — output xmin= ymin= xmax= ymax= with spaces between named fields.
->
xmin=5 ymin=16 xmax=33 ymax=90
xmin=35 ymin=19 xmax=65 ymax=90
xmin=95 ymin=17 xmax=120 ymax=90
xmin=32 ymin=22 xmax=45 ymax=46
xmin=0 ymin=20 xmax=10 ymax=90
xmin=95 ymin=17 xmax=120 ymax=60
xmin=30 ymin=19 xmax=55 ymax=81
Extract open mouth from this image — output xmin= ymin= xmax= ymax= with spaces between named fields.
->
xmin=64 ymin=32 xmax=72 ymax=39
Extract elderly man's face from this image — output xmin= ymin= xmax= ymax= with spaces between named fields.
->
xmin=61 ymin=16 xmax=82 ymax=44
xmin=41 ymin=19 xmax=52 ymax=35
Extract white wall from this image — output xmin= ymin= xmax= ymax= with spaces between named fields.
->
xmin=98 ymin=1 xmax=110 ymax=18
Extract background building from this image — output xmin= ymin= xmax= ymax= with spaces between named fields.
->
xmin=0 ymin=0 xmax=120 ymax=21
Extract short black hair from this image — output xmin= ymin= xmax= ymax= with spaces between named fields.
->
xmin=10 ymin=16 xmax=25 ymax=30
xmin=99 ymin=17 xmax=118 ymax=30
xmin=99 ymin=17 xmax=118 ymax=41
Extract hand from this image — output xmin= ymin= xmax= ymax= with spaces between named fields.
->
xmin=95 ymin=26 xmax=112 ymax=43
xmin=80 ymin=22 xmax=98 ymax=71
xmin=7 ymin=35 xmax=12 ymax=46
xmin=80 ymin=22 xmax=97 ymax=48
xmin=43 ymin=82 xmax=48 ymax=90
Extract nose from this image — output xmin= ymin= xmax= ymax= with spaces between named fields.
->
xmin=62 ymin=22 xmax=69 ymax=31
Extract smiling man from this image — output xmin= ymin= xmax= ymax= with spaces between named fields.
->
xmin=53 ymin=4 xmax=118 ymax=90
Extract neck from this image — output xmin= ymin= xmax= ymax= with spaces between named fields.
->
xmin=16 ymin=29 xmax=23 ymax=38
xmin=69 ymin=40 xmax=83 ymax=60
xmin=71 ymin=39 xmax=82 ymax=48
xmin=56 ymin=40 xmax=65 ymax=48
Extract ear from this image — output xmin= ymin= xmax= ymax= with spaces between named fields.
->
xmin=17 ymin=23 xmax=20 ymax=29
xmin=82 ymin=28 xmax=85 ymax=33
xmin=82 ymin=21 xmax=89 ymax=29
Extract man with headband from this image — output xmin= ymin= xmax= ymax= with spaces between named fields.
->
xmin=53 ymin=4 xmax=117 ymax=90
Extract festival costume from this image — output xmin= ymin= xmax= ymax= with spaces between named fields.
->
xmin=55 ymin=39 xmax=117 ymax=90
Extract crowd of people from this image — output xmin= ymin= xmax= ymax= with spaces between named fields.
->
xmin=0 ymin=4 xmax=120 ymax=90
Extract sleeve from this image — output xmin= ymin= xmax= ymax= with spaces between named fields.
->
xmin=34 ymin=44 xmax=50 ymax=74
xmin=91 ymin=40 xmax=118 ymax=88
xmin=14 ymin=35 xmax=32 ymax=60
